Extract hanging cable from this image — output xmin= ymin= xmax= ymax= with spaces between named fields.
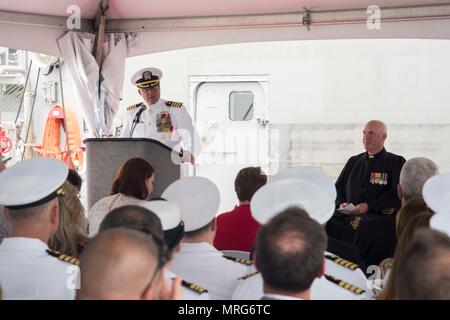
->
xmin=14 ymin=60 xmax=32 ymax=124
xmin=21 ymin=67 xmax=40 ymax=161
xmin=57 ymin=60 xmax=75 ymax=169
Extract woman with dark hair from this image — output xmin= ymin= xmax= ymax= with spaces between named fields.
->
xmin=88 ymin=157 xmax=155 ymax=236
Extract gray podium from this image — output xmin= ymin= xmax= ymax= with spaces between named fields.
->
xmin=84 ymin=138 xmax=181 ymax=209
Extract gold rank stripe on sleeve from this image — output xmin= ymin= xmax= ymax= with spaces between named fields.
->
xmin=324 ymin=274 xmax=365 ymax=295
xmin=181 ymin=280 xmax=208 ymax=294
xmin=46 ymin=249 xmax=80 ymax=266
xmin=223 ymin=255 xmax=253 ymax=265
xmin=325 ymin=254 xmax=359 ymax=270
xmin=238 ymin=270 xmax=260 ymax=280
xmin=127 ymin=102 xmax=143 ymax=111
xmin=165 ymin=100 xmax=183 ymax=108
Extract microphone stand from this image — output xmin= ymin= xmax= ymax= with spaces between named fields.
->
xmin=129 ymin=105 xmax=146 ymax=137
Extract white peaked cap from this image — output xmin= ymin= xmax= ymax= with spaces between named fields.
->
xmin=429 ymin=212 xmax=450 ymax=237
xmin=0 ymin=157 xmax=68 ymax=208
xmin=140 ymin=200 xmax=182 ymax=231
xmin=162 ymin=177 xmax=220 ymax=232
xmin=423 ymin=173 xmax=450 ymax=236
xmin=423 ymin=173 xmax=450 ymax=214
xmin=251 ymin=178 xmax=335 ymax=225
xmin=130 ymin=67 xmax=163 ymax=86
xmin=270 ymin=167 xmax=337 ymax=201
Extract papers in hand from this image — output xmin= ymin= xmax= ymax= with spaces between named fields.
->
xmin=338 ymin=203 xmax=356 ymax=214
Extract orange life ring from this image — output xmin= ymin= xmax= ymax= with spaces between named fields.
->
xmin=33 ymin=105 xmax=84 ymax=170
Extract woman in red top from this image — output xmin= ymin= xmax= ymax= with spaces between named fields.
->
xmin=213 ymin=167 xmax=267 ymax=252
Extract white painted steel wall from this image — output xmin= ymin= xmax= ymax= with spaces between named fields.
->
xmin=119 ymin=39 xmax=450 ymax=211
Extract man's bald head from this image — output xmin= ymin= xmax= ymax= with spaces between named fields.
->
xmin=363 ymin=120 xmax=388 ymax=155
xmin=77 ymin=228 xmax=161 ymax=300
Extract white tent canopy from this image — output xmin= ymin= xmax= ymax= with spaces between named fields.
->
xmin=2 ymin=0 xmax=450 ymax=57
xmin=1 ymin=0 xmax=449 ymax=135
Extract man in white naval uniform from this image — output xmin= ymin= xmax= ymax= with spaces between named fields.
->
xmin=98 ymin=202 xmax=208 ymax=300
xmin=141 ymin=200 xmax=210 ymax=300
xmin=0 ymin=158 xmax=80 ymax=300
xmin=232 ymin=171 xmax=371 ymax=300
xmin=121 ymin=67 xmax=201 ymax=163
xmin=256 ymin=207 xmax=328 ymax=300
xmin=163 ymin=177 xmax=251 ymax=299
xmin=269 ymin=168 xmax=370 ymax=292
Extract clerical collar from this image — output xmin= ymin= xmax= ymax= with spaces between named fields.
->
xmin=366 ymin=148 xmax=386 ymax=159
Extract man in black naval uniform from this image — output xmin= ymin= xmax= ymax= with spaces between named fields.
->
xmin=326 ymin=120 xmax=406 ymax=271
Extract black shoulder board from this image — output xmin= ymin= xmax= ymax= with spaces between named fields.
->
xmin=181 ymin=280 xmax=208 ymax=294
xmin=324 ymin=274 xmax=365 ymax=295
xmin=46 ymin=249 xmax=80 ymax=266
xmin=238 ymin=270 xmax=260 ymax=280
xmin=325 ymin=254 xmax=359 ymax=270
xmin=127 ymin=102 xmax=143 ymax=111
xmin=165 ymin=100 xmax=183 ymax=108
xmin=223 ymin=255 xmax=253 ymax=265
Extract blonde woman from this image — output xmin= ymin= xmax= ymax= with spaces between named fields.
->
xmin=49 ymin=181 xmax=89 ymax=258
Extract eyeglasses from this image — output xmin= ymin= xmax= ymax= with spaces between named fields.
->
xmin=138 ymin=228 xmax=170 ymax=296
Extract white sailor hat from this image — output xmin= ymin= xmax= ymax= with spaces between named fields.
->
xmin=429 ymin=212 xmax=450 ymax=237
xmin=0 ymin=157 xmax=68 ymax=209
xmin=251 ymin=178 xmax=335 ymax=225
xmin=162 ymin=177 xmax=220 ymax=232
xmin=422 ymin=173 xmax=450 ymax=214
xmin=270 ymin=167 xmax=337 ymax=201
xmin=140 ymin=200 xmax=185 ymax=250
xmin=131 ymin=67 xmax=163 ymax=89
xmin=423 ymin=173 xmax=450 ymax=236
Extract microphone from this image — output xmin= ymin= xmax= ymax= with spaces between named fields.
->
xmin=130 ymin=104 xmax=147 ymax=137
xmin=134 ymin=104 xmax=147 ymax=123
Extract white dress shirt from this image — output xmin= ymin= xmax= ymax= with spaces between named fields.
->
xmin=0 ymin=237 xmax=79 ymax=300
xmin=261 ymin=293 xmax=304 ymax=300
xmin=171 ymin=242 xmax=250 ymax=300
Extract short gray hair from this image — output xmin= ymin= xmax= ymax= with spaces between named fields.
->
xmin=399 ymin=157 xmax=439 ymax=199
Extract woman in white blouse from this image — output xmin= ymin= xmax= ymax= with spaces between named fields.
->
xmin=88 ymin=157 xmax=155 ymax=235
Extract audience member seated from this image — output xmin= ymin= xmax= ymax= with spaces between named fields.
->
xmin=377 ymin=210 xmax=432 ymax=299
xmin=233 ymin=175 xmax=370 ymax=300
xmin=67 ymin=169 xmax=83 ymax=192
xmin=326 ymin=120 xmax=406 ymax=268
xmin=163 ymin=177 xmax=251 ymax=300
xmin=398 ymin=157 xmax=439 ymax=203
xmin=77 ymin=228 xmax=180 ymax=300
xmin=394 ymin=229 xmax=450 ymax=300
xmin=0 ymin=158 xmax=79 ymax=299
xmin=271 ymin=167 xmax=366 ymax=271
xmin=214 ymin=166 xmax=267 ymax=252
xmin=257 ymin=208 xmax=327 ymax=300
xmin=372 ymin=156 xmax=438 ymax=291
xmin=100 ymin=202 xmax=210 ymax=300
xmin=88 ymin=157 xmax=155 ymax=235
xmin=48 ymin=181 xmax=89 ymax=258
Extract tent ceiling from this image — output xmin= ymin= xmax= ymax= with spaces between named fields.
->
xmin=0 ymin=0 xmax=450 ymax=57
xmin=1 ymin=0 xmax=450 ymax=19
